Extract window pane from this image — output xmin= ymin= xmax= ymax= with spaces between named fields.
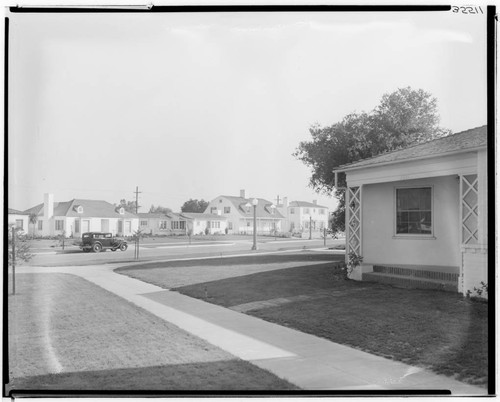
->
xmin=396 ymin=187 xmax=432 ymax=235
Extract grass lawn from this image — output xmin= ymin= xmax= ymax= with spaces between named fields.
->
xmin=116 ymin=252 xmax=340 ymax=289
xmin=171 ymin=260 xmax=489 ymax=388
xmin=7 ymin=273 xmax=298 ymax=392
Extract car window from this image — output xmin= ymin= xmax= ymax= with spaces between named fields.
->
xmin=105 ymin=233 xmax=112 ymax=238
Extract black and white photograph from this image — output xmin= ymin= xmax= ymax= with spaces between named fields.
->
xmin=4 ymin=2 xmax=493 ymax=397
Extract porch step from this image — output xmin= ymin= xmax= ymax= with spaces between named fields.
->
xmin=363 ymin=265 xmax=459 ymax=292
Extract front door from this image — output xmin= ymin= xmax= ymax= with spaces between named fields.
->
xmin=101 ymin=219 xmax=109 ymax=232
xmin=82 ymin=220 xmax=90 ymax=233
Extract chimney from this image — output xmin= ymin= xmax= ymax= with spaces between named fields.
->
xmin=313 ymin=200 xmax=317 ymax=205
xmin=44 ymin=193 xmax=54 ymax=219
xmin=283 ymin=197 xmax=288 ymax=208
xmin=240 ymin=189 xmax=246 ymax=199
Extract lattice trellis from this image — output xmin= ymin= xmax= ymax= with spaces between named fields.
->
xmin=461 ymin=174 xmax=479 ymax=245
xmin=347 ymin=186 xmax=361 ymax=256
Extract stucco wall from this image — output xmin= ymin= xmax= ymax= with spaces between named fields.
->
xmin=361 ymin=175 xmax=460 ymax=267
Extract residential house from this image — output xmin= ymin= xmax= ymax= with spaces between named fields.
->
xmin=333 ymin=126 xmax=488 ymax=296
xmin=7 ymin=208 xmax=30 ymax=234
xmin=138 ymin=212 xmax=173 ymax=235
xmin=24 ymin=194 xmax=139 ymax=238
xmin=181 ymin=213 xmax=228 ymax=235
xmin=277 ymin=199 xmax=329 ymax=237
xmin=204 ymin=190 xmax=284 ymax=235
xmin=139 ymin=211 xmax=227 ymax=236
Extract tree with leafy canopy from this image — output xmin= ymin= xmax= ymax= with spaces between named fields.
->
xmin=117 ymin=199 xmax=140 ymax=214
xmin=149 ymin=205 xmax=172 ymax=214
xmin=294 ymin=87 xmax=451 ymax=232
xmin=181 ymin=199 xmax=209 ymax=213
xmin=28 ymin=213 xmax=38 ymax=239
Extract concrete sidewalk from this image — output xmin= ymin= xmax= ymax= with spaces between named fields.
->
xmin=18 ymin=264 xmax=487 ymax=394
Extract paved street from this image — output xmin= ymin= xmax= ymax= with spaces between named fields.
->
xmin=27 ymin=237 xmax=345 ymax=266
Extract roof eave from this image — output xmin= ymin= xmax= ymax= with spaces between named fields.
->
xmin=333 ymin=145 xmax=486 ymax=174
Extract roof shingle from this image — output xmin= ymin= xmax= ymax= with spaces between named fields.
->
xmin=337 ymin=125 xmax=487 ymax=171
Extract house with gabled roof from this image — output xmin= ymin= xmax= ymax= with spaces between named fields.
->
xmin=280 ymin=200 xmax=329 ymax=237
xmin=24 ymin=193 xmax=139 ymax=238
xmin=333 ymin=125 xmax=489 ymax=296
xmin=7 ymin=208 xmax=30 ymax=234
xmin=181 ymin=212 xmax=228 ymax=235
xmin=204 ymin=190 xmax=284 ymax=235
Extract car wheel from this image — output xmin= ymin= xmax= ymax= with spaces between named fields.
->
xmin=93 ymin=243 xmax=102 ymax=253
xmin=120 ymin=244 xmax=128 ymax=251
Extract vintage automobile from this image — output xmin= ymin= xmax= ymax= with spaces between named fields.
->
xmin=81 ymin=232 xmax=128 ymax=253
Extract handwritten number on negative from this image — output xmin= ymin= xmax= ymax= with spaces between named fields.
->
xmin=451 ymin=6 xmax=483 ymax=14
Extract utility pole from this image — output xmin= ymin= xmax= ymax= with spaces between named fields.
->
xmin=11 ymin=227 xmax=16 ymax=295
xmin=309 ymin=216 xmax=312 ymax=240
xmin=133 ymin=186 xmax=142 ymax=214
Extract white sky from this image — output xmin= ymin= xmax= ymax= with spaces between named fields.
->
xmin=7 ymin=8 xmax=487 ymax=212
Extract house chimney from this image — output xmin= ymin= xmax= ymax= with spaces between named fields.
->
xmin=283 ymin=197 xmax=288 ymax=208
xmin=44 ymin=193 xmax=54 ymax=219
xmin=313 ymin=200 xmax=317 ymax=205
xmin=240 ymin=189 xmax=246 ymax=199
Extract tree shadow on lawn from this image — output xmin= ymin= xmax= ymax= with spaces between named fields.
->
xmin=174 ymin=264 xmax=489 ymax=388
xmin=6 ymin=360 xmax=299 ymax=393
xmin=116 ymin=252 xmax=343 ymax=272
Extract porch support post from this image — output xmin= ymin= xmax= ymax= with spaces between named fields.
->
xmin=459 ymin=149 xmax=488 ymax=297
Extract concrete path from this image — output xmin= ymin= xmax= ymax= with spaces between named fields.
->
xmin=17 ymin=263 xmax=487 ymax=395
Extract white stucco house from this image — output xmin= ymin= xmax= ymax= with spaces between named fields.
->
xmin=7 ymin=208 xmax=30 ymax=234
xmin=204 ymin=190 xmax=284 ymax=235
xmin=138 ymin=212 xmax=227 ymax=235
xmin=181 ymin=212 xmax=228 ymax=235
xmin=333 ymin=126 xmax=488 ymax=297
xmin=24 ymin=194 xmax=139 ymax=238
xmin=277 ymin=199 xmax=329 ymax=237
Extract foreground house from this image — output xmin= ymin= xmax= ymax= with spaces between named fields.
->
xmin=24 ymin=194 xmax=139 ymax=238
xmin=334 ymin=126 xmax=488 ymax=296
xmin=205 ymin=190 xmax=284 ymax=235
xmin=7 ymin=208 xmax=30 ymax=233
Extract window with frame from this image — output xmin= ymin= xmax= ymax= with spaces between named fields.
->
xmin=211 ymin=207 xmax=218 ymax=214
xmin=396 ymin=187 xmax=432 ymax=235
xmin=15 ymin=219 xmax=24 ymax=229
xmin=38 ymin=221 xmax=43 ymax=230
xmin=319 ymin=209 xmax=325 ymax=215
xmin=55 ymin=220 xmax=64 ymax=230
xmin=224 ymin=207 xmax=231 ymax=213
xmin=160 ymin=220 xmax=168 ymax=230
xmin=140 ymin=220 xmax=148 ymax=226
xmin=180 ymin=221 xmax=186 ymax=230
xmin=228 ymin=222 xmax=233 ymax=230
xmin=290 ymin=208 xmax=295 ymax=214
xmin=304 ymin=208 xmax=310 ymax=214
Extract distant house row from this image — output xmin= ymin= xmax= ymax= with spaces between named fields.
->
xmin=8 ymin=190 xmax=330 ymax=238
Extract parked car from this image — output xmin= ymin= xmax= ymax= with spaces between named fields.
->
xmin=81 ymin=232 xmax=128 ymax=253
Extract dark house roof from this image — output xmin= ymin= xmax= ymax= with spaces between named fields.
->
xmin=8 ymin=208 xmax=29 ymax=215
xmin=138 ymin=212 xmax=170 ymax=219
xmin=336 ymin=125 xmax=487 ymax=172
xmin=181 ymin=212 xmax=227 ymax=221
xmin=289 ymin=201 xmax=328 ymax=209
xmin=217 ymin=196 xmax=285 ymax=219
xmin=24 ymin=199 xmax=137 ymax=219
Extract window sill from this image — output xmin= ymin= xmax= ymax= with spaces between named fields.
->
xmin=392 ymin=235 xmax=436 ymax=240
